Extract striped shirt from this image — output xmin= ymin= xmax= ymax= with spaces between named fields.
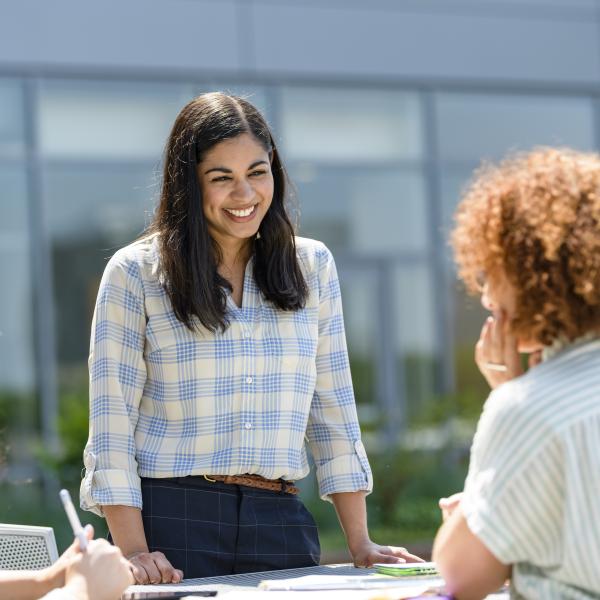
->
xmin=80 ymin=235 xmax=372 ymax=516
xmin=462 ymin=337 xmax=600 ymax=599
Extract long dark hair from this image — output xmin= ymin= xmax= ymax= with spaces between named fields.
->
xmin=148 ymin=92 xmax=308 ymax=332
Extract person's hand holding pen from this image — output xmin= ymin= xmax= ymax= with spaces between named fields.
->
xmin=57 ymin=489 xmax=133 ymax=600
xmin=41 ymin=524 xmax=95 ymax=593
xmin=62 ymin=537 xmax=133 ymax=600
xmin=1 ymin=524 xmax=133 ymax=600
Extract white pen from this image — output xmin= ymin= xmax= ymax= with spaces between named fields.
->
xmin=59 ymin=489 xmax=88 ymax=551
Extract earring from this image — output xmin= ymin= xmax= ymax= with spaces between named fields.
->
xmin=256 ymin=230 xmax=261 ymax=240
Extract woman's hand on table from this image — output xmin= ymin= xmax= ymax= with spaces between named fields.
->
xmin=126 ymin=551 xmax=184 ymax=584
xmin=349 ymin=540 xmax=424 ymax=567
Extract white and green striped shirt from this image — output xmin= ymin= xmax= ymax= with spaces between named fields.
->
xmin=462 ymin=337 xmax=600 ymax=600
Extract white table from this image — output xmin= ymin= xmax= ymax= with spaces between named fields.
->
xmin=123 ymin=563 xmax=509 ymax=599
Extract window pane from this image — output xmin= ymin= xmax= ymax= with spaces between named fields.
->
xmin=45 ymin=164 xmax=156 ymax=243
xmin=0 ymin=165 xmax=37 ymax=478
xmin=39 ymin=81 xmax=192 ymax=160
xmin=45 ymin=165 xmax=155 ymax=367
xmin=440 ymin=166 xmax=516 ymax=400
xmin=437 ymin=93 xmax=595 ymax=162
xmin=393 ymin=265 xmax=437 ymax=410
xmin=0 ymin=79 xmax=25 ymax=158
xmin=337 ymin=266 xmax=378 ymax=413
xmin=0 ymin=166 xmax=34 ymax=392
xmin=292 ymin=165 xmax=429 ymax=254
xmin=281 ymin=88 xmax=423 ymax=162
xmin=439 ymin=165 xmax=478 ymax=268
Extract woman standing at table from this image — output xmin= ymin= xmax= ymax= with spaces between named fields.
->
xmin=80 ymin=92 xmax=421 ymax=583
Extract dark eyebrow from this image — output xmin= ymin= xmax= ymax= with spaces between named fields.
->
xmin=249 ymin=160 xmax=269 ymax=170
xmin=204 ymin=166 xmax=232 ymax=175
xmin=203 ymin=160 xmax=268 ymax=176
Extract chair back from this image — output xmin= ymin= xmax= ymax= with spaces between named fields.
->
xmin=0 ymin=523 xmax=59 ymax=570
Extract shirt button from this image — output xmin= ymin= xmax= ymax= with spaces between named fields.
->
xmin=244 ymin=331 xmax=251 ymax=338
xmin=246 ymin=376 xmax=253 ymax=384
xmin=244 ymin=422 xmax=253 ymax=430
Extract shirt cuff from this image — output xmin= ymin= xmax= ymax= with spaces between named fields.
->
xmin=461 ymin=485 xmax=512 ymax=565
xmin=79 ymin=451 xmax=142 ymax=516
xmin=316 ymin=440 xmax=373 ymax=501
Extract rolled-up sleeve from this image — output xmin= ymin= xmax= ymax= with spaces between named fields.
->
xmin=306 ymin=245 xmax=373 ymax=500
xmin=80 ymin=251 xmax=147 ymax=516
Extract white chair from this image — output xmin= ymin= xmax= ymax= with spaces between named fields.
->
xmin=0 ymin=524 xmax=59 ymax=570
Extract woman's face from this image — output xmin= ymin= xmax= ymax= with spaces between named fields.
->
xmin=481 ymin=270 xmax=542 ymax=353
xmin=197 ymin=133 xmax=273 ymax=249
xmin=480 ymin=271 xmax=516 ymax=321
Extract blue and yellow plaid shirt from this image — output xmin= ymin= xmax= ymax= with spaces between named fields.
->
xmin=80 ymin=235 xmax=372 ymax=516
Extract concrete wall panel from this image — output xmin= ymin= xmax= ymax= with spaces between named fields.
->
xmin=0 ymin=0 xmax=241 ymax=73
xmin=252 ymin=3 xmax=600 ymax=84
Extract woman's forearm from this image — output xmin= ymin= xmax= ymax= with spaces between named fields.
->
xmin=102 ymin=505 xmax=148 ymax=558
xmin=330 ymin=491 xmax=370 ymax=552
xmin=0 ymin=569 xmax=55 ymax=600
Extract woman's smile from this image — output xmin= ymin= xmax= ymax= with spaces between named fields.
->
xmin=223 ymin=203 xmax=259 ymax=221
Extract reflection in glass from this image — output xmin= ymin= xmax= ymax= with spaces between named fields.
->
xmin=45 ymin=165 xmax=155 ymax=370
xmin=441 ymin=168 xmax=498 ymax=402
xmin=336 ymin=266 xmax=378 ymax=421
xmin=393 ymin=265 xmax=437 ymax=410
xmin=0 ymin=166 xmax=36 ymax=477
xmin=292 ymin=165 xmax=429 ymax=254
xmin=38 ymin=81 xmax=192 ymax=160
xmin=436 ymin=93 xmax=595 ymax=162
xmin=0 ymin=166 xmax=34 ymax=391
xmin=0 ymin=79 xmax=25 ymax=158
xmin=439 ymin=166 xmax=477 ymax=266
xmin=281 ymin=87 xmax=423 ymax=162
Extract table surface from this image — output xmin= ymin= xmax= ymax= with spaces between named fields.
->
xmin=123 ymin=563 xmax=510 ymax=599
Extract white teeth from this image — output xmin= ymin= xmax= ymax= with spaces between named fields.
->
xmin=225 ymin=205 xmax=256 ymax=217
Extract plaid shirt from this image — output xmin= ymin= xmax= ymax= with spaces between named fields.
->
xmin=80 ymin=235 xmax=372 ymax=516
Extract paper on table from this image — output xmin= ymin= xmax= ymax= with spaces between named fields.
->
xmin=223 ymin=589 xmax=436 ymax=600
xmin=259 ymin=574 xmax=444 ymax=591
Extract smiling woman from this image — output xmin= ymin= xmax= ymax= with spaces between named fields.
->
xmin=197 ymin=134 xmax=274 ymax=306
xmin=79 ymin=92 xmax=422 ymax=583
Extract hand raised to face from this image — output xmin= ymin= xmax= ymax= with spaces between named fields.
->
xmin=475 ymin=311 xmax=524 ymax=389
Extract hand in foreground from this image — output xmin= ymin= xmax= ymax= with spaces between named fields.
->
xmin=127 ymin=551 xmax=184 ymax=584
xmin=43 ymin=524 xmax=95 ymax=590
xmin=439 ymin=492 xmax=463 ymax=522
xmin=350 ymin=540 xmax=424 ymax=567
xmin=64 ymin=538 xmax=133 ymax=600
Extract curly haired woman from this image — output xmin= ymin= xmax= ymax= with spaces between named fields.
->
xmin=433 ymin=148 xmax=600 ymax=599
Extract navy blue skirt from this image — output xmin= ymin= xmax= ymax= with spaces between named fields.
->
xmin=140 ymin=476 xmax=321 ymax=578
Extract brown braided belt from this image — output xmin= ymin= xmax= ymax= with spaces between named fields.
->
xmin=203 ymin=474 xmax=299 ymax=495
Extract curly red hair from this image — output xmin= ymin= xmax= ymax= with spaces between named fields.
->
xmin=452 ymin=147 xmax=600 ymax=346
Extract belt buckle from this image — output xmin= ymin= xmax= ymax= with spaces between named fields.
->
xmin=279 ymin=478 xmax=288 ymax=494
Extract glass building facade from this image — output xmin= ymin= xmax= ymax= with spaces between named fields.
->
xmin=2 ymin=0 xmax=600 ymax=554
xmin=1 ymin=76 xmax=596 ymax=480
